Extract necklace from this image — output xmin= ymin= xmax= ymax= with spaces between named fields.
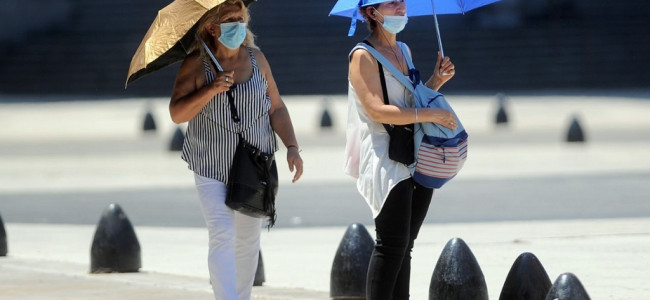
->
xmin=377 ymin=34 xmax=406 ymax=75
xmin=371 ymin=35 xmax=410 ymax=106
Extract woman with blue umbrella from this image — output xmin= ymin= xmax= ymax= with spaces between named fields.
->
xmin=340 ymin=0 xmax=457 ymax=299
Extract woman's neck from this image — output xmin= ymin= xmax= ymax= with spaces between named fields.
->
xmin=368 ymin=30 xmax=397 ymax=49
xmin=213 ymin=42 xmax=240 ymax=61
xmin=367 ymin=30 xmax=406 ymax=74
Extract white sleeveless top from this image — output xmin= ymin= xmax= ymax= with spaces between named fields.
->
xmin=345 ymin=44 xmax=414 ymax=218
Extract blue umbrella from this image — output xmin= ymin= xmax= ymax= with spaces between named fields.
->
xmin=329 ymin=0 xmax=502 ymax=57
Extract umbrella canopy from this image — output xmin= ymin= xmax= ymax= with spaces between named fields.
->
xmin=330 ymin=0 xmax=502 ymax=19
xmin=329 ymin=0 xmax=503 ymax=56
xmin=126 ymin=0 xmax=256 ymax=88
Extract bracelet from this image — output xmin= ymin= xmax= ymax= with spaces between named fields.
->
xmin=414 ymin=108 xmax=418 ymax=123
xmin=287 ymin=145 xmax=302 ymax=153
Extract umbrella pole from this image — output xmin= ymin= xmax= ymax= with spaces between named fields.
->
xmin=430 ymin=0 xmax=445 ymax=58
xmin=201 ymin=40 xmax=224 ymax=71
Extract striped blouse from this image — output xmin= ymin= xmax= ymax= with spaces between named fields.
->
xmin=181 ymin=48 xmax=278 ymax=184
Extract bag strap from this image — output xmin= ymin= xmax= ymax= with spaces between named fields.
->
xmin=225 ymin=90 xmax=240 ymax=125
xmin=399 ymin=42 xmax=416 ymax=71
xmin=362 ymin=40 xmax=390 ymax=107
xmin=378 ymin=63 xmax=389 ymax=106
xmin=352 ymin=42 xmax=416 ymax=94
xmin=362 ymin=40 xmax=400 ymax=134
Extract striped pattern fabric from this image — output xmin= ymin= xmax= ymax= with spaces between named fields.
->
xmin=413 ymin=136 xmax=468 ymax=189
xmin=181 ymin=48 xmax=277 ymax=184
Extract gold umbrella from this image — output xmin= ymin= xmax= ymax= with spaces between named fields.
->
xmin=126 ymin=0 xmax=256 ymax=87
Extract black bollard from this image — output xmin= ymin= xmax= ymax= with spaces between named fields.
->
xmin=566 ymin=116 xmax=585 ymax=143
xmin=330 ymin=223 xmax=375 ymax=299
xmin=0 ymin=213 xmax=7 ymax=256
xmin=320 ymin=97 xmax=333 ymax=129
xmin=169 ymin=126 xmax=185 ymax=151
xmin=254 ymin=250 xmax=265 ymax=286
xmin=499 ymin=252 xmax=552 ymax=300
xmin=320 ymin=108 xmax=333 ymax=129
xmin=143 ymin=110 xmax=156 ymax=132
xmin=495 ymin=93 xmax=508 ymax=125
xmin=90 ymin=203 xmax=141 ymax=273
xmin=429 ymin=238 xmax=488 ymax=300
xmin=544 ymin=272 xmax=591 ymax=300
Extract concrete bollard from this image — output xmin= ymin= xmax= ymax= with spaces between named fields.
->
xmin=429 ymin=238 xmax=488 ymax=300
xmin=499 ymin=252 xmax=552 ymax=300
xmin=169 ymin=126 xmax=185 ymax=151
xmin=143 ymin=110 xmax=157 ymax=132
xmin=90 ymin=203 xmax=141 ymax=273
xmin=0 ymin=213 xmax=7 ymax=256
xmin=495 ymin=93 xmax=509 ymax=126
xmin=544 ymin=272 xmax=591 ymax=300
xmin=566 ymin=116 xmax=586 ymax=143
xmin=330 ymin=223 xmax=375 ymax=299
xmin=254 ymin=250 xmax=265 ymax=286
xmin=320 ymin=98 xmax=333 ymax=129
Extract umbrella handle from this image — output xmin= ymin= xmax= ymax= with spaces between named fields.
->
xmin=431 ymin=0 xmax=445 ymax=58
xmin=431 ymin=0 xmax=446 ymax=76
xmin=201 ymin=40 xmax=224 ymax=72
xmin=432 ymin=14 xmax=444 ymax=59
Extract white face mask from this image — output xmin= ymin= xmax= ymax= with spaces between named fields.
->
xmin=374 ymin=9 xmax=408 ymax=34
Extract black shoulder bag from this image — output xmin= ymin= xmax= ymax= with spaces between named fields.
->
xmin=224 ymin=88 xmax=278 ymax=226
xmin=363 ymin=40 xmax=415 ymax=165
xmin=202 ymin=40 xmax=277 ymax=227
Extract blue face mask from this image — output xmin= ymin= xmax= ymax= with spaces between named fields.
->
xmin=374 ymin=9 xmax=408 ymax=34
xmin=218 ymin=22 xmax=247 ymax=50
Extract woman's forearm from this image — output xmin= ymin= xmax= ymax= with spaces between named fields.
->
xmin=269 ymin=105 xmax=299 ymax=148
xmin=367 ymin=104 xmax=456 ymax=129
xmin=170 ymin=84 xmax=219 ymax=124
xmin=425 ymin=76 xmax=443 ymax=91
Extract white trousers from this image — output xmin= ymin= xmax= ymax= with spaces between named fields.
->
xmin=194 ymin=173 xmax=263 ymax=300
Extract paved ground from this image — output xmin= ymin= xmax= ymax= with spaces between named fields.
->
xmin=1 ymin=92 xmax=650 ymax=299
xmin=2 ymin=218 xmax=650 ymax=300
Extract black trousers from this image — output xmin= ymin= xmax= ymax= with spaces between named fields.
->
xmin=366 ymin=178 xmax=434 ymax=300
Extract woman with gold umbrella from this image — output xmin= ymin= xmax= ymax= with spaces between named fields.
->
xmin=165 ymin=1 xmax=303 ymax=299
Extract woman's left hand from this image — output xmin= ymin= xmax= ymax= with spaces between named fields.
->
xmin=431 ymin=51 xmax=455 ymax=89
xmin=287 ymin=147 xmax=303 ymax=183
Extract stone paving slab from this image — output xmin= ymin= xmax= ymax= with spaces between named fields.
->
xmin=2 ymin=218 xmax=649 ymax=300
xmin=1 ymin=94 xmax=650 ymax=299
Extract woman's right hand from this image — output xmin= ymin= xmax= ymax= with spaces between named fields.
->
xmin=428 ymin=108 xmax=458 ymax=130
xmin=211 ymin=70 xmax=235 ymax=94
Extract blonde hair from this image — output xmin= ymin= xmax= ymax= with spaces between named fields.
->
xmin=193 ymin=0 xmax=258 ymax=58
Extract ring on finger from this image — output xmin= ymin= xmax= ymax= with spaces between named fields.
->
xmin=225 ymin=76 xmax=229 ymax=83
